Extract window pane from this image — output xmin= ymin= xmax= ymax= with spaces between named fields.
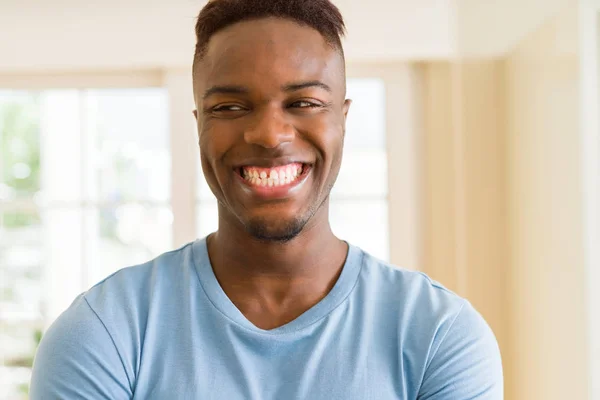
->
xmin=0 ymin=88 xmax=174 ymax=399
xmin=0 ymin=91 xmax=41 ymax=202
xmin=0 ymin=211 xmax=43 ymax=320
xmin=85 ymin=89 xmax=170 ymax=202
xmin=331 ymin=149 xmax=388 ymax=198
xmin=345 ymin=78 xmax=386 ymax=149
xmin=332 ymin=78 xmax=387 ymax=198
xmin=39 ymin=90 xmax=85 ymax=204
xmin=330 ymin=199 xmax=389 ymax=261
xmin=0 ymin=322 xmax=41 ymax=400
xmin=43 ymin=207 xmax=85 ymax=320
xmin=197 ymin=202 xmax=219 ymax=239
xmin=86 ymin=205 xmax=173 ymax=286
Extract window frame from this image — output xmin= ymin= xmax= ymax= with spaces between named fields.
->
xmin=0 ymin=64 xmax=422 ymax=397
xmin=0 ymin=63 xmax=423 ymax=304
xmin=0 ymin=63 xmax=422 ymax=302
xmin=346 ymin=63 xmax=423 ymax=269
xmin=0 ymin=71 xmax=182 ymax=323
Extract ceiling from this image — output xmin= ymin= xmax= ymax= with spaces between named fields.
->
xmin=0 ymin=0 xmax=568 ymax=72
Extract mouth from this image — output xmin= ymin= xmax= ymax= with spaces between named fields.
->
xmin=235 ymin=162 xmax=312 ymax=198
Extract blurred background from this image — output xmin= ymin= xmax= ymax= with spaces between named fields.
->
xmin=0 ymin=0 xmax=598 ymax=399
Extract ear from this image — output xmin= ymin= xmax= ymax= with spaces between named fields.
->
xmin=343 ymin=99 xmax=352 ymax=120
xmin=193 ymin=109 xmax=198 ymax=120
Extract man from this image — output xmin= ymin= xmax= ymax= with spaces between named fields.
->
xmin=30 ymin=0 xmax=503 ymax=398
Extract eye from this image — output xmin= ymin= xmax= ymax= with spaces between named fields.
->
xmin=289 ymin=100 xmax=321 ymax=109
xmin=212 ymin=104 xmax=245 ymax=112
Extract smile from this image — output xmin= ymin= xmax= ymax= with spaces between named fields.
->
xmin=240 ymin=163 xmax=305 ymax=188
xmin=235 ymin=162 xmax=312 ymax=199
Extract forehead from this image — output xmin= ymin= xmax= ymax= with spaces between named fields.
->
xmin=195 ymin=18 xmax=344 ymax=94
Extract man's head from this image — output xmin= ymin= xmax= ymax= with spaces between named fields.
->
xmin=193 ymin=0 xmax=351 ymax=242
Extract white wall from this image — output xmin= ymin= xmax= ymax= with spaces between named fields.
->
xmin=454 ymin=0 xmax=572 ymax=57
xmin=0 ymin=0 xmax=456 ymax=72
xmin=505 ymin=7 xmax=588 ymax=399
xmin=340 ymin=0 xmax=456 ymax=61
xmin=418 ymin=61 xmax=509 ymax=390
xmin=579 ymin=2 xmax=600 ymax=398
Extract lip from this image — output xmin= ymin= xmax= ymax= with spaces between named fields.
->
xmin=233 ymin=157 xmax=309 ymax=169
xmin=235 ymin=163 xmax=312 ymax=200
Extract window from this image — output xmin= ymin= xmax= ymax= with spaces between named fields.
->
xmin=0 ymin=88 xmax=172 ymax=398
xmin=195 ymin=78 xmax=389 ymax=260
xmin=0 ymin=76 xmax=390 ymax=398
xmin=330 ymin=78 xmax=388 ymax=260
xmin=0 ymin=92 xmax=42 ymax=399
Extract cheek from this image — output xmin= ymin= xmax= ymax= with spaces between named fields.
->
xmin=198 ymin=131 xmax=214 ymax=172
xmin=317 ymin=121 xmax=345 ymax=181
xmin=326 ymin=138 xmax=344 ymax=185
xmin=298 ymin=112 xmax=344 ymax=145
xmin=306 ymin=121 xmax=344 ymax=167
xmin=198 ymin=122 xmax=228 ymax=169
xmin=198 ymin=126 xmax=229 ymax=191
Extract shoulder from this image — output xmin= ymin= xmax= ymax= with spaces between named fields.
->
xmin=86 ymin=240 xmax=198 ymax=296
xmin=357 ymin=248 xmax=495 ymax=345
xmin=83 ymin=240 xmax=198 ymax=318
xmin=30 ymin=294 xmax=134 ymax=398
xmin=354 ymin=248 xmax=502 ymax=398
xmin=39 ymin=241 xmax=200 ymax=376
xmin=357 ymin=249 xmax=466 ymax=323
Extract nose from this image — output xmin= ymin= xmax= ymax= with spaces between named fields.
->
xmin=243 ymin=105 xmax=295 ymax=148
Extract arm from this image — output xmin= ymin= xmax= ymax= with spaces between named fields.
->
xmin=29 ymin=295 xmax=133 ymax=400
xmin=418 ymin=302 xmax=503 ymax=400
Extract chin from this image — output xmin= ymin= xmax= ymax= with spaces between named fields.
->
xmin=244 ymin=215 xmax=308 ymax=243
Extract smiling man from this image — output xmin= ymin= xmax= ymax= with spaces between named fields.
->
xmin=30 ymin=1 xmax=503 ymax=399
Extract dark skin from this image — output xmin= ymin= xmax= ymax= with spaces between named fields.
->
xmin=193 ymin=18 xmax=351 ymax=330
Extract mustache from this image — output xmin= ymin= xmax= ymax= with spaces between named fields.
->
xmin=229 ymin=146 xmax=313 ymax=165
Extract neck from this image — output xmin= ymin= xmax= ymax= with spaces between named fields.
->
xmin=206 ymin=203 xmax=348 ymax=328
xmin=209 ymin=205 xmax=345 ymax=279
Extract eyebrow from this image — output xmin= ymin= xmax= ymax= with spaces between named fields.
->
xmin=203 ymin=85 xmax=249 ymax=100
xmin=282 ymin=81 xmax=332 ymax=93
xmin=202 ymin=80 xmax=332 ymax=100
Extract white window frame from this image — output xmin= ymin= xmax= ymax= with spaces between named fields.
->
xmin=0 ymin=65 xmax=423 ymax=399
xmin=0 ymin=70 xmax=198 ymax=324
xmin=0 ymin=63 xmax=422 ymax=320
xmin=346 ymin=63 xmax=422 ymax=270
xmin=580 ymin=1 xmax=600 ymax=398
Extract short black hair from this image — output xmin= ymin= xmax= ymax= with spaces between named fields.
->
xmin=193 ymin=0 xmax=346 ymax=70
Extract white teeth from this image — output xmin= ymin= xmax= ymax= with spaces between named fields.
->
xmin=242 ymin=164 xmax=306 ymax=187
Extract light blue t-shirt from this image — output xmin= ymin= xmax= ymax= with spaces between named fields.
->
xmin=30 ymin=239 xmax=503 ymax=399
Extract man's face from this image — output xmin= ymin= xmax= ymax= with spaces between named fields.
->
xmin=194 ymin=18 xmax=350 ymax=242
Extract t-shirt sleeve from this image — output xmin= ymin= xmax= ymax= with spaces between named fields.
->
xmin=29 ymin=294 xmax=133 ymax=400
xmin=417 ymin=301 xmax=503 ymax=400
